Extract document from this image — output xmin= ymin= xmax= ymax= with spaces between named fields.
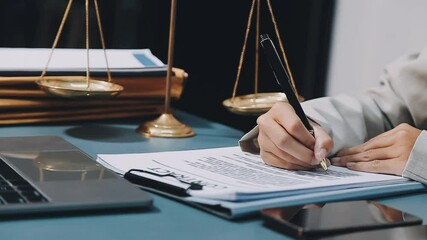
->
xmin=0 ymin=48 xmax=166 ymax=75
xmin=96 ymin=146 xmax=411 ymax=202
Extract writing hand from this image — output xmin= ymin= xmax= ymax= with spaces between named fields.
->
xmin=332 ymin=123 xmax=421 ymax=175
xmin=257 ymin=102 xmax=333 ymax=170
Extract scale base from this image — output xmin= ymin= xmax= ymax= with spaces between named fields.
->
xmin=137 ymin=113 xmax=195 ymax=138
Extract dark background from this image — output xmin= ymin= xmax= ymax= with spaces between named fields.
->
xmin=0 ymin=0 xmax=335 ymax=132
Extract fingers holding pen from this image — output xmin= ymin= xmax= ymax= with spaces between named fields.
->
xmin=312 ymin=123 xmax=333 ymax=165
xmin=258 ymin=129 xmax=314 ymax=169
xmin=273 ymin=105 xmax=332 ymax=169
xmin=267 ymin=102 xmax=316 ymax=149
xmin=257 ymin=102 xmax=317 ymax=169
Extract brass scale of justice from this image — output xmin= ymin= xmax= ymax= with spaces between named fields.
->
xmin=222 ymin=0 xmax=303 ymax=115
xmin=35 ymin=0 xmax=196 ymax=138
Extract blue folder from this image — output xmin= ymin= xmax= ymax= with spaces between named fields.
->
xmin=141 ymin=181 xmax=426 ymax=219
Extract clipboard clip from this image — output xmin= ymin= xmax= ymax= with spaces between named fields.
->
xmin=124 ymin=169 xmax=203 ymax=197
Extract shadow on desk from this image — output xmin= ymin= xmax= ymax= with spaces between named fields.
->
xmin=66 ymin=124 xmax=146 ymax=143
xmin=0 ymin=205 xmax=159 ymax=222
xmin=144 ymin=188 xmax=260 ymax=223
xmin=64 ymin=110 xmax=244 ymax=143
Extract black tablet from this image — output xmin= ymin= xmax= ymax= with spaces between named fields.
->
xmin=318 ymin=224 xmax=427 ymax=240
xmin=261 ymin=200 xmax=422 ymax=239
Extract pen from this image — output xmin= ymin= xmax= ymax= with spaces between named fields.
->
xmin=259 ymin=33 xmax=328 ymax=171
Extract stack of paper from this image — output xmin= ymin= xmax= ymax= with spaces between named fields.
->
xmin=97 ymin=146 xmax=427 ymax=219
xmin=0 ymin=48 xmax=167 ymax=75
xmin=0 ymin=48 xmax=187 ymax=124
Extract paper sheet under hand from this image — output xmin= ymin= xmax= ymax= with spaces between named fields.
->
xmin=96 ymin=146 xmax=410 ymax=202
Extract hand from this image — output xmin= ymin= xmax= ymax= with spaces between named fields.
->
xmin=257 ymin=102 xmax=333 ymax=170
xmin=332 ymin=123 xmax=421 ymax=176
xmin=369 ymin=201 xmax=404 ymax=222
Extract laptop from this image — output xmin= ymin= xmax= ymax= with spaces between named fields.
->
xmin=0 ymin=136 xmax=152 ymax=216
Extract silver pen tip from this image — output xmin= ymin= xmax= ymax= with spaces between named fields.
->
xmin=320 ymin=158 xmax=328 ymax=171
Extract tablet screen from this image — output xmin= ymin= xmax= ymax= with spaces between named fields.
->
xmin=261 ymin=200 xmax=422 ymax=239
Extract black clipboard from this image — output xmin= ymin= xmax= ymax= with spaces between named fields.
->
xmin=123 ymin=169 xmax=238 ymax=219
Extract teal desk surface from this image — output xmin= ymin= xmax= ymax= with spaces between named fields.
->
xmin=0 ymin=111 xmax=427 ymax=240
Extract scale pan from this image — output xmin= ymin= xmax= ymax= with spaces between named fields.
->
xmin=36 ymin=78 xmax=123 ymax=99
xmin=223 ymin=92 xmax=288 ymax=116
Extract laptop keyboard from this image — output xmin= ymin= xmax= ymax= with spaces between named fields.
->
xmin=0 ymin=158 xmax=48 ymax=205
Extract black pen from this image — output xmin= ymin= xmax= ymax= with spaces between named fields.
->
xmin=259 ymin=33 xmax=328 ymax=171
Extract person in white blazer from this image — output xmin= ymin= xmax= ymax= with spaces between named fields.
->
xmin=239 ymin=47 xmax=427 ymax=184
